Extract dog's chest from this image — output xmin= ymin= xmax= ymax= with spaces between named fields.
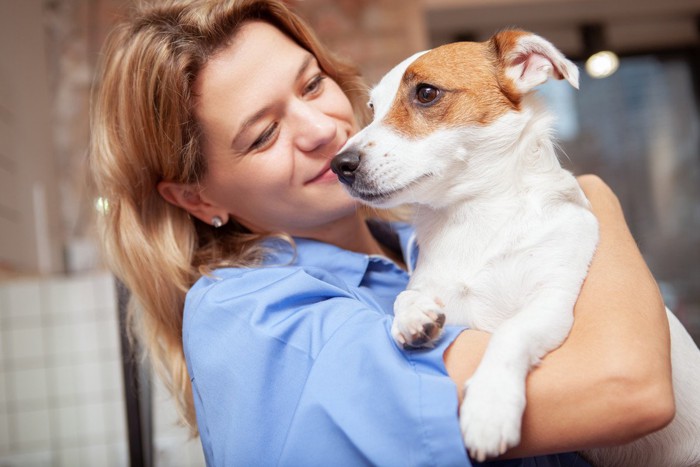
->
xmin=412 ymin=198 xmax=595 ymax=330
xmin=415 ymin=200 xmax=539 ymax=269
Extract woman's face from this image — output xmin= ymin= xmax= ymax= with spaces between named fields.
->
xmin=192 ymin=21 xmax=359 ymax=237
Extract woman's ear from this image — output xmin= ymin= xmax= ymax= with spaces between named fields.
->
xmin=157 ymin=181 xmax=227 ymax=226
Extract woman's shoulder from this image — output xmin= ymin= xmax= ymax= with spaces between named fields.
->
xmin=186 ymin=264 xmax=356 ymax=314
xmin=183 ymin=264 xmax=373 ymax=361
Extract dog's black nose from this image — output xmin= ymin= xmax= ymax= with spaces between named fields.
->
xmin=331 ymin=150 xmax=360 ymax=186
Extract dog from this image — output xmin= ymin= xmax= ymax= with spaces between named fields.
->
xmin=331 ymin=30 xmax=700 ymax=466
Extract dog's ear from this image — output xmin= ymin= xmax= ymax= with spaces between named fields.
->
xmin=491 ymin=29 xmax=579 ymax=94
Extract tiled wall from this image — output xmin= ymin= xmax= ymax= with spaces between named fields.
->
xmin=0 ymin=272 xmax=125 ymax=465
xmin=0 ymin=271 xmax=205 ymax=466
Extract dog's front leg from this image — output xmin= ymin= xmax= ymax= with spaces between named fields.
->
xmin=459 ymin=288 xmax=577 ymax=462
xmin=391 ymin=289 xmax=447 ymax=348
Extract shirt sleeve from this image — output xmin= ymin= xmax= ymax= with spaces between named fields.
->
xmin=183 ymin=266 xmax=470 ymax=467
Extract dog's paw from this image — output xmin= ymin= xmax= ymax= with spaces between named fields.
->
xmin=392 ymin=290 xmax=446 ymax=348
xmin=459 ymin=369 xmax=526 ymax=462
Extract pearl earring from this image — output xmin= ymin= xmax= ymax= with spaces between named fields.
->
xmin=211 ymin=216 xmax=224 ymax=228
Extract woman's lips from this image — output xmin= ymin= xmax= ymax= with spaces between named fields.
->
xmin=306 ymin=163 xmax=337 ymax=184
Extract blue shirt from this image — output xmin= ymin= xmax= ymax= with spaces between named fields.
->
xmin=183 ymin=222 xmax=589 ymax=467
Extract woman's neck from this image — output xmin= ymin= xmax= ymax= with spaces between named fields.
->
xmin=306 ymin=212 xmax=381 ymax=253
xmin=304 ymin=212 xmax=407 ymax=269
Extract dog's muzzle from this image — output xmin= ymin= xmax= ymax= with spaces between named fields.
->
xmin=331 ymin=150 xmax=361 ymax=186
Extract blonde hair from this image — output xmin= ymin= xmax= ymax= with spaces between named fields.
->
xmin=89 ymin=0 xmax=371 ymax=432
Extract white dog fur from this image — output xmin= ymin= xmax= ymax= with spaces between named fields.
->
xmin=330 ymin=30 xmax=700 ymax=466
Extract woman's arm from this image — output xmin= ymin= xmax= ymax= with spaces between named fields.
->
xmin=444 ymin=175 xmax=675 ymax=457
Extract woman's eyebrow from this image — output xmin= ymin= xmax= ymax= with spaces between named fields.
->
xmin=295 ymin=53 xmax=314 ymax=83
xmin=230 ymin=53 xmax=316 ymax=149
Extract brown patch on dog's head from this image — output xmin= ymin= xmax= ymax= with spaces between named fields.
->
xmin=382 ymin=39 xmax=522 ymax=139
xmin=381 ymin=29 xmax=578 ymax=140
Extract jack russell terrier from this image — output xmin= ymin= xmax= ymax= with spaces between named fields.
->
xmin=331 ymin=29 xmax=700 ymax=466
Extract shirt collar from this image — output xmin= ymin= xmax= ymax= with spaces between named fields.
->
xmin=261 ymin=221 xmax=417 ymax=286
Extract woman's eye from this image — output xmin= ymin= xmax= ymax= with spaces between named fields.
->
xmin=249 ymin=123 xmax=278 ymax=151
xmin=303 ymin=74 xmax=326 ymax=96
xmin=415 ymin=84 xmax=441 ymax=105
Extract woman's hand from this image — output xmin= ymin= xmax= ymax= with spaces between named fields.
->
xmin=444 ymin=175 xmax=675 ymax=457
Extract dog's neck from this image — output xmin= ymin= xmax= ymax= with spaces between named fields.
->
xmin=423 ymin=96 xmax=566 ymax=209
xmin=413 ymin=96 xmax=583 ymax=244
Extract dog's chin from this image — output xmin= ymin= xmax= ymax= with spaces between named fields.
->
xmin=346 ymin=174 xmax=432 ymax=208
xmin=343 ymin=186 xmax=397 ymax=208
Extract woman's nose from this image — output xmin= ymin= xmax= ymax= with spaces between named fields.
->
xmin=291 ymin=101 xmax=336 ymax=153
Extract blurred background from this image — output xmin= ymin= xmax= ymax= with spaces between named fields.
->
xmin=1 ymin=0 xmax=699 ymax=465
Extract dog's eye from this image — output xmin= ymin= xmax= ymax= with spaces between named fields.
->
xmin=415 ymin=84 xmax=440 ymax=105
xmin=367 ymin=101 xmax=374 ymax=113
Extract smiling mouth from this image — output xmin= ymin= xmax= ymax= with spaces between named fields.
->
xmin=306 ymin=140 xmax=349 ymax=185
xmin=305 ymin=164 xmax=333 ymax=185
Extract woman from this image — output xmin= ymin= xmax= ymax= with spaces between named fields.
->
xmin=89 ymin=0 xmax=674 ymax=465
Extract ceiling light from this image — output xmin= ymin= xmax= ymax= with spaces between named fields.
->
xmin=581 ymin=24 xmax=619 ymax=79
xmin=585 ymin=50 xmax=619 ymax=78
